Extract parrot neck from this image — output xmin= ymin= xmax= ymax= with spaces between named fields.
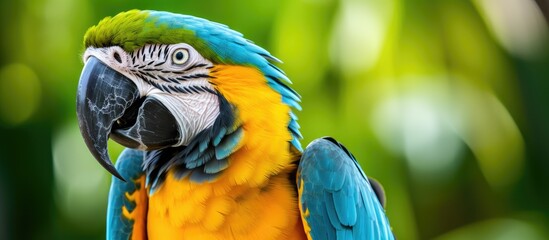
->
xmin=144 ymin=65 xmax=307 ymax=239
xmin=142 ymin=63 xmax=299 ymax=190
xmin=208 ymin=64 xmax=300 ymax=187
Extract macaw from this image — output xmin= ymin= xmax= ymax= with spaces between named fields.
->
xmin=76 ymin=10 xmax=395 ymax=240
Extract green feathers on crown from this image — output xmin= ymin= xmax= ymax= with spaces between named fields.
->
xmin=83 ymin=10 xmax=219 ymax=61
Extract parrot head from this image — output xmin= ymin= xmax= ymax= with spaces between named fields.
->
xmin=76 ymin=10 xmax=301 ymax=183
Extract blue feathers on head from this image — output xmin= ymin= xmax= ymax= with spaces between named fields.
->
xmin=148 ymin=10 xmax=302 ymax=151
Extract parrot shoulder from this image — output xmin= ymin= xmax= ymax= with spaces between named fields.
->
xmin=297 ymin=137 xmax=394 ymax=240
xmin=107 ymin=148 xmax=148 ymax=240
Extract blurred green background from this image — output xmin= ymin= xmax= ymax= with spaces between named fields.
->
xmin=1 ymin=0 xmax=548 ymax=239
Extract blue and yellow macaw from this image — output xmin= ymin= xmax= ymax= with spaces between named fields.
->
xmin=76 ymin=10 xmax=394 ymax=240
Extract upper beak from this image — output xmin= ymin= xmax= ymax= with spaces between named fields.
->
xmin=76 ymin=57 xmax=140 ymax=181
xmin=76 ymin=57 xmax=181 ymax=181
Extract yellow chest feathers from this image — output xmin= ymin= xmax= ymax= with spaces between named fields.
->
xmin=146 ymin=169 xmax=306 ymax=240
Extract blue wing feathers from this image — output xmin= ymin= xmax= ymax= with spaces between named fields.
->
xmin=107 ymin=148 xmax=146 ymax=240
xmin=325 ymin=192 xmax=344 ymax=230
xmin=337 ymin=229 xmax=352 ymax=239
xmin=333 ymin=183 xmax=358 ymax=227
xmin=352 ymin=204 xmax=365 ymax=238
xmin=298 ymin=137 xmax=394 ymax=240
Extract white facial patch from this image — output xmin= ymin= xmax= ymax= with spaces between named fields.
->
xmin=152 ymin=93 xmax=219 ymax=146
xmin=83 ymin=43 xmax=220 ymax=147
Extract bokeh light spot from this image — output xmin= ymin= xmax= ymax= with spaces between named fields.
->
xmin=371 ymin=76 xmax=524 ymax=188
xmin=329 ymin=0 xmax=392 ymax=75
xmin=475 ymin=0 xmax=548 ymax=59
xmin=0 ymin=64 xmax=41 ymax=126
xmin=371 ymin=80 xmax=463 ymax=180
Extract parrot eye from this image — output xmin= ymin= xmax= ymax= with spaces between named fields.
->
xmin=172 ymin=48 xmax=189 ymax=65
xmin=113 ymin=52 xmax=122 ymax=63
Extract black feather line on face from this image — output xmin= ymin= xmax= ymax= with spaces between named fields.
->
xmin=143 ymin=93 xmax=240 ymax=193
xmin=182 ymin=63 xmax=208 ymax=72
xmin=129 ymin=66 xmax=214 ymax=94
xmin=141 ymin=49 xmax=146 ymax=62
xmin=127 ymin=44 xmax=216 ymax=95
xmin=164 ymin=46 xmax=170 ymax=58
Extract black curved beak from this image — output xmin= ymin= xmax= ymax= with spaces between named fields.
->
xmin=76 ymin=57 xmax=140 ymax=181
xmin=77 ymin=57 xmax=181 ymax=181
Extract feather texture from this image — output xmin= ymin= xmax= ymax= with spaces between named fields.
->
xmin=86 ymin=10 xmax=394 ymax=240
xmin=143 ymin=94 xmax=241 ymax=193
xmin=107 ymin=149 xmax=148 ymax=240
xmin=298 ymin=137 xmax=394 ymax=240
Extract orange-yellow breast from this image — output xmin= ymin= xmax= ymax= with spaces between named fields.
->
xmin=143 ymin=65 xmax=307 ymax=239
